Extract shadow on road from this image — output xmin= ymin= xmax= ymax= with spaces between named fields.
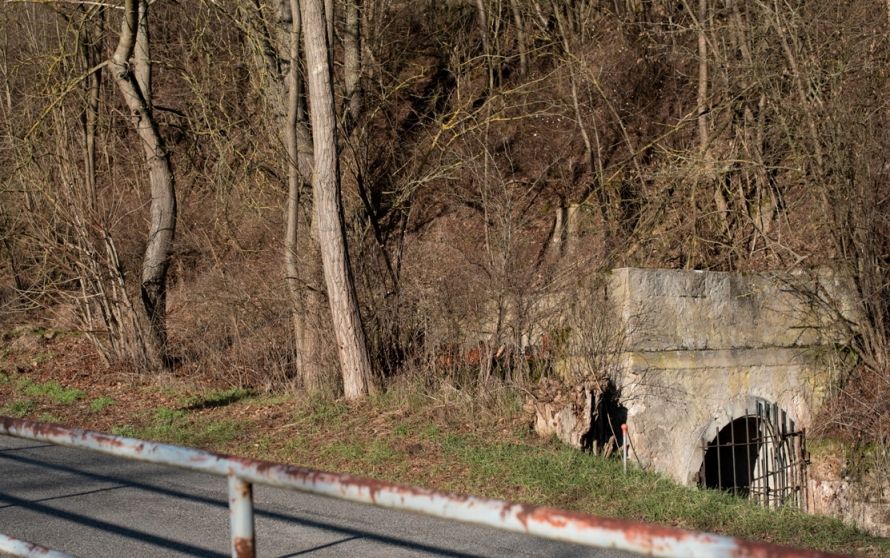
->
xmin=0 ymin=490 xmax=228 ymax=557
xmin=0 ymin=484 xmax=127 ymax=510
xmin=0 ymin=444 xmax=55 ymax=452
xmin=276 ymin=535 xmax=361 ymax=557
xmin=0 ymin=450 xmax=486 ymax=557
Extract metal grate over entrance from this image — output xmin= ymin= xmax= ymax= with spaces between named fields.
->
xmin=699 ymin=400 xmax=808 ymax=509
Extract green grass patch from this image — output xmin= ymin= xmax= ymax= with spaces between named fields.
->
xmin=392 ymin=422 xmax=410 ymax=437
xmin=112 ymin=406 xmax=244 ymax=450
xmin=322 ymin=440 xmax=365 ymax=461
xmin=0 ymin=399 xmax=35 ymax=417
xmin=111 ymin=424 xmax=138 ymax=437
xmin=89 ymin=396 xmax=116 ymax=413
xmin=190 ymin=419 xmax=243 ymax=448
xmin=19 ymin=379 xmax=84 ymax=405
xmin=37 ymin=412 xmax=61 ymax=423
xmin=154 ymin=407 xmax=186 ymax=423
xmin=432 ymin=435 xmax=886 ymax=555
xmin=306 ymin=398 xmax=350 ymax=425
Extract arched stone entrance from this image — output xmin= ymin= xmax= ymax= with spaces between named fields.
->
xmin=565 ymin=268 xmax=854 ymax=503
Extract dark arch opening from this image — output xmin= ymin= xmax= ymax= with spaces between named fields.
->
xmin=700 ymin=416 xmax=762 ymax=497
xmin=699 ymin=402 xmax=807 ymax=508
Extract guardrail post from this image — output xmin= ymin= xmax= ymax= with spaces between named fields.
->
xmin=228 ymin=474 xmax=255 ymax=558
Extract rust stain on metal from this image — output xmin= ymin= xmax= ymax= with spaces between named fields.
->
xmin=90 ymin=433 xmax=125 ymax=448
xmin=23 ymin=542 xmax=51 ymax=554
xmin=728 ymin=540 xmax=847 ymax=558
xmin=3 ymin=417 xmax=68 ymax=440
xmin=343 ymin=476 xmax=395 ymax=505
xmin=233 ymin=536 xmax=255 ymax=558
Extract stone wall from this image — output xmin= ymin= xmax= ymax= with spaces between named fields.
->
xmin=605 ymin=268 xmax=857 ymax=485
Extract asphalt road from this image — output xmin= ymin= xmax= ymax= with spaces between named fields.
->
xmin=0 ymin=435 xmax=634 ymax=558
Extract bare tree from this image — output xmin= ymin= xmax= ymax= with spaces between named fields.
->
xmin=79 ymin=3 xmax=102 ymax=209
xmin=474 ymin=0 xmax=494 ymax=91
xmin=109 ymin=0 xmax=177 ymax=369
xmin=275 ymin=0 xmax=334 ymax=394
xmin=300 ymin=0 xmax=374 ymax=398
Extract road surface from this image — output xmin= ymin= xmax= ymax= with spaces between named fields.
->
xmin=0 ymin=435 xmax=633 ymax=557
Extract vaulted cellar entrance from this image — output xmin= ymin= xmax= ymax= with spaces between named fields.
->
xmin=699 ymin=400 xmax=808 ymax=509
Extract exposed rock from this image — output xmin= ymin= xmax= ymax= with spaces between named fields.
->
xmin=527 ymin=377 xmax=603 ymax=449
xmin=809 ymin=479 xmax=890 ymax=537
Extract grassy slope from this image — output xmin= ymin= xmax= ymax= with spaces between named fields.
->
xmin=1 ymin=343 xmax=887 ymax=558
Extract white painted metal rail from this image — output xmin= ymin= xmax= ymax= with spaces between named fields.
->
xmin=0 ymin=417 xmax=848 ymax=558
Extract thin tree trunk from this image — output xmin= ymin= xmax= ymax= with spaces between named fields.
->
xmin=698 ymin=0 xmax=728 ymax=234
xmin=325 ymin=0 xmax=334 ymax=52
xmin=135 ymin=1 xmax=150 ymax=105
xmin=508 ymin=0 xmax=528 ymax=76
xmin=285 ymin=0 xmax=307 ymax=387
xmin=80 ymin=6 xmax=103 ymax=210
xmin=282 ymin=0 xmax=329 ymax=394
xmin=300 ymin=0 xmax=374 ymax=399
xmin=474 ymin=0 xmax=493 ymax=91
xmin=110 ymin=0 xmax=176 ymax=370
xmin=696 ymin=0 xmax=709 ymax=155
xmin=343 ymin=0 xmax=362 ymax=132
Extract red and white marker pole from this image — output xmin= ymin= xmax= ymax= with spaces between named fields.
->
xmin=621 ymin=423 xmax=628 ymax=474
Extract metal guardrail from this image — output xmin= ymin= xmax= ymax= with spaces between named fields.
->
xmin=0 ymin=533 xmax=74 ymax=558
xmin=0 ymin=416 xmax=847 ymax=558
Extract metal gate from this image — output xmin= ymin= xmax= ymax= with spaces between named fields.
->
xmin=699 ymin=400 xmax=808 ymax=509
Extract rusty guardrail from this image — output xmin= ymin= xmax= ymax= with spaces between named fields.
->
xmin=0 ymin=416 xmax=847 ymax=558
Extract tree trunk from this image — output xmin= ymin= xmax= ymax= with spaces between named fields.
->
xmin=343 ymin=0 xmax=362 ymax=132
xmin=80 ymin=5 xmax=103 ymax=210
xmin=696 ymin=0 xmax=709 ymax=156
xmin=135 ymin=1 xmax=151 ymax=104
xmin=281 ymin=0 xmax=332 ymax=394
xmin=284 ymin=0 xmax=307 ymax=385
xmin=110 ymin=0 xmax=176 ymax=370
xmin=508 ymin=0 xmax=527 ymax=76
xmin=474 ymin=0 xmax=493 ymax=91
xmin=696 ymin=0 xmax=728 ymax=237
xmin=300 ymin=0 xmax=374 ymax=399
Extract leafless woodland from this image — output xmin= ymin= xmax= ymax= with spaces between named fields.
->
xmin=1 ymin=1 xmax=888 ymax=448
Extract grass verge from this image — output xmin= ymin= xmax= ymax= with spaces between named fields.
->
xmin=0 ymin=365 xmax=885 ymax=556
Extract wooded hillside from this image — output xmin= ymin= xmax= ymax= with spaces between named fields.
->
xmin=1 ymin=1 xmax=888 ymax=439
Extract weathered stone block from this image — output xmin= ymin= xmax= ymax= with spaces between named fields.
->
xmin=608 ymin=267 xmax=858 ymax=352
xmin=603 ymin=269 xmax=854 ymax=486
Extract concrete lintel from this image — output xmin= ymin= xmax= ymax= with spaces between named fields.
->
xmin=620 ymin=347 xmax=827 ymax=371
